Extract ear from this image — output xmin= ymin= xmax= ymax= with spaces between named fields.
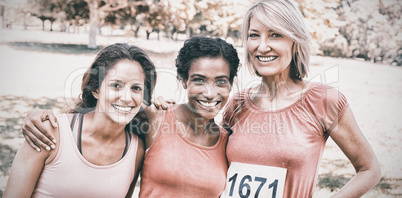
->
xmin=92 ymin=89 xmax=99 ymax=99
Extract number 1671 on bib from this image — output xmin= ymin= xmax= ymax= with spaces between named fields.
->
xmin=221 ymin=162 xmax=287 ymax=198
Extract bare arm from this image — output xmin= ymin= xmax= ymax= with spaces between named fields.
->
xmin=22 ymin=109 xmax=58 ymax=151
xmin=329 ymin=107 xmax=381 ymax=197
xmin=3 ymin=132 xmax=53 ymax=197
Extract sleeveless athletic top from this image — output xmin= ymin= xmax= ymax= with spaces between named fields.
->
xmin=223 ymin=83 xmax=349 ymax=198
xmin=32 ymin=114 xmax=139 ymax=198
xmin=139 ymin=109 xmax=229 ymax=198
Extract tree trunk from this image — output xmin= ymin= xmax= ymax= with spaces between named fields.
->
xmin=88 ymin=0 xmax=99 ymax=49
xmin=156 ymin=29 xmax=160 ymax=40
xmin=185 ymin=24 xmax=190 ymax=39
xmin=133 ymin=26 xmax=140 ymax=38
xmin=146 ymin=30 xmax=151 ymax=40
xmin=50 ymin=21 xmax=53 ymax=31
xmin=223 ymin=24 xmax=229 ymax=39
xmin=170 ymin=27 xmax=176 ymax=40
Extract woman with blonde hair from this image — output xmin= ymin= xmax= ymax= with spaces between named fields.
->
xmin=221 ymin=0 xmax=381 ymax=197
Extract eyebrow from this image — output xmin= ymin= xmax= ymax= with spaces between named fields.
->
xmin=189 ymin=74 xmax=229 ymax=80
xmin=111 ymin=80 xmax=125 ymax=83
xmin=189 ymin=74 xmax=206 ymax=79
xmin=109 ymin=79 xmax=144 ymax=85
xmin=215 ymin=75 xmax=230 ymax=80
xmin=248 ymin=28 xmax=274 ymax=33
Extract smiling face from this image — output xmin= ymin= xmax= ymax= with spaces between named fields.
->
xmin=247 ymin=16 xmax=294 ymax=78
xmin=93 ymin=60 xmax=145 ymax=126
xmin=184 ymin=57 xmax=231 ymax=120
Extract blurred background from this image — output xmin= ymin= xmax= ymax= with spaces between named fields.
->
xmin=0 ymin=0 xmax=401 ymax=197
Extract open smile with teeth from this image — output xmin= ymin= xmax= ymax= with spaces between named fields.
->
xmin=197 ymin=100 xmax=220 ymax=108
xmin=112 ymin=104 xmax=134 ymax=113
xmin=257 ymin=56 xmax=277 ymax=62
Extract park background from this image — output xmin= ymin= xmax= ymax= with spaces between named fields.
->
xmin=0 ymin=0 xmax=401 ymax=197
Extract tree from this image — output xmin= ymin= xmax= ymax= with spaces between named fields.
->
xmin=296 ymin=0 xmax=349 ymax=56
xmin=85 ymin=0 xmax=133 ymax=49
xmin=64 ymin=0 xmax=89 ymax=33
xmin=0 ymin=0 xmax=5 ymax=28
xmin=27 ymin=0 xmax=65 ymax=31
xmin=143 ymin=0 xmax=169 ymax=40
xmin=194 ymin=0 xmax=248 ymax=40
xmin=336 ymin=0 xmax=401 ymax=65
xmin=113 ymin=0 xmax=149 ymax=38
xmin=167 ymin=0 xmax=196 ymax=40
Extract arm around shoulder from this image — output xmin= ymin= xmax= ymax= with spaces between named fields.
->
xmin=22 ymin=109 xmax=59 ymax=151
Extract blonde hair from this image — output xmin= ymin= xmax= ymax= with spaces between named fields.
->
xmin=242 ymin=0 xmax=311 ymax=80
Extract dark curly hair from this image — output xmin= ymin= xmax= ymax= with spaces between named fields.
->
xmin=175 ymin=36 xmax=240 ymax=84
xmin=71 ymin=43 xmax=157 ymax=138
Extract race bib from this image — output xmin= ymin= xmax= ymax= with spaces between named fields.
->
xmin=221 ymin=162 xmax=287 ymax=198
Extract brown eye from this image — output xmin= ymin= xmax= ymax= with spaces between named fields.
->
xmin=131 ymin=86 xmax=143 ymax=91
xmin=192 ymin=78 xmax=205 ymax=84
xmin=110 ymin=83 xmax=122 ymax=88
xmin=216 ymin=79 xmax=229 ymax=86
xmin=271 ymin=33 xmax=282 ymax=38
xmin=249 ymin=33 xmax=259 ymax=38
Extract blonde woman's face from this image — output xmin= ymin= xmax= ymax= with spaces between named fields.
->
xmin=247 ymin=16 xmax=294 ymax=77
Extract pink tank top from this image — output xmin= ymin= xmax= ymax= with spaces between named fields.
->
xmin=139 ymin=109 xmax=229 ymax=198
xmin=223 ymin=83 xmax=349 ymax=198
xmin=32 ymin=114 xmax=139 ymax=198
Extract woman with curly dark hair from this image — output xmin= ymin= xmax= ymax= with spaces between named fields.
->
xmin=138 ymin=36 xmax=240 ymax=197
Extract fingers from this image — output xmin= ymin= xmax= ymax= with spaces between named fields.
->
xmin=166 ymin=99 xmax=176 ymax=105
xmin=22 ymin=122 xmax=53 ymax=151
xmin=40 ymin=111 xmax=58 ymax=143
xmin=154 ymin=96 xmax=168 ymax=110
xmin=152 ymin=96 xmax=176 ymax=110
xmin=23 ymin=134 xmax=41 ymax=152
xmin=32 ymin=119 xmax=56 ymax=150
xmin=151 ymin=98 xmax=161 ymax=109
xmin=22 ymin=110 xmax=57 ymax=151
xmin=47 ymin=112 xmax=58 ymax=129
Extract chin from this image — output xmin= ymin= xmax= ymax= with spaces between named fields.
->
xmin=255 ymin=68 xmax=277 ymax=76
xmin=111 ymin=113 xmax=137 ymax=126
xmin=197 ymin=111 xmax=219 ymax=121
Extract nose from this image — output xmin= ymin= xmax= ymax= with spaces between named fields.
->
xmin=203 ymin=83 xmax=218 ymax=100
xmin=121 ymin=87 xmax=133 ymax=104
xmin=257 ymin=37 xmax=272 ymax=52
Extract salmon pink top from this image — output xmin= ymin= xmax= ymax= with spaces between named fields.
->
xmin=139 ymin=109 xmax=229 ymax=198
xmin=223 ymin=83 xmax=349 ymax=198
